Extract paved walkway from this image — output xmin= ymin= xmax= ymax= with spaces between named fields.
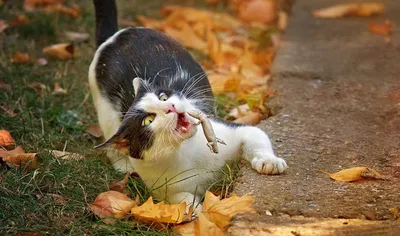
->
xmin=229 ymin=0 xmax=400 ymax=235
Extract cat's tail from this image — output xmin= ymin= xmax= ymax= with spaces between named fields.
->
xmin=93 ymin=0 xmax=118 ymax=48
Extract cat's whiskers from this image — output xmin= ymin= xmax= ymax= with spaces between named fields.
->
xmin=181 ymin=71 xmax=205 ymax=93
xmin=182 ymin=72 xmax=207 ymax=97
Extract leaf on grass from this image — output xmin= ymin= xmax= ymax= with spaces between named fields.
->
xmin=109 ymin=172 xmax=130 ymax=193
xmin=43 ymin=43 xmax=75 ymax=59
xmin=48 ymin=150 xmax=84 ymax=160
xmin=65 ymin=31 xmax=90 ymax=43
xmin=369 ymin=20 xmax=392 ymax=35
xmin=85 ymin=124 xmax=103 ymax=138
xmin=11 ymin=15 xmax=29 ymax=25
xmin=52 ymin=82 xmax=67 ymax=95
xmin=318 ymin=167 xmax=384 ymax=182
xmin=313 ymin=3 xmax=384 ymax=19
xmin=2 ymin=153 xmax=38 ymax=169
xmin=10 ymin=52 xmax=31 ymax=64
xmin=91 ymin=191 xmax=137 ymax=221
xmin=24 ymin=0 xmax=81 ymax=18
xmin=0 ymin=20 xmax=8 ymax=33
xmin=131 ymin=197 xmax=186 ymax=224
xmin=233 ymin=111 xmax=265 ymax=125
xmin=28 ymin=82 xmax=48 ymax=95
xmin=24 ymin=0 xmax=63 ymax=11
xmin=238 ymin=0 xmax=277 ymax=23
xmin=0 ymin=130 xmax=16 ymax=149
xmin=0 ymin=80 xmax=12 ymax=91
xmin=0 ymin=105 xmax=17 ymax=117
xmin=0 ymin=146 xmax=24 ymax=158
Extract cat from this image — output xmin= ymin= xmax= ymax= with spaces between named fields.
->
xmin=89 ymin=0 xmax=287 ymax=210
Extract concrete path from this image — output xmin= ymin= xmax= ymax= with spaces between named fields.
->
xmin=230 ymin=0 xmax=400 ymax=235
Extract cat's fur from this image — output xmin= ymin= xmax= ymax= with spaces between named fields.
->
xmin=89 ymin=0 xmax=287 ymax=209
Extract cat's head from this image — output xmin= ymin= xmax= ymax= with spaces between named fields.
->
xmin=95 ymin=77 xmax=200 ymax=160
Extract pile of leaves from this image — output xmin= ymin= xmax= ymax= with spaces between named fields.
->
xmin=135 ymin=0 xmax=286 ymax=124
xmin=90 ymin=174 xmax=256 ymax=235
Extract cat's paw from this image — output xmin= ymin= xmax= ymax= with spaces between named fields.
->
xmin=251 ymin=156 xmax=287 ymax=175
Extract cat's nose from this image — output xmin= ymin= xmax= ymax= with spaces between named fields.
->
xmin=166 ymin=104 xmax=176 ymax=114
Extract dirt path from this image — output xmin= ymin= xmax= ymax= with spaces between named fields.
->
xmin=230 ymin=0 xmax=400 ymax=235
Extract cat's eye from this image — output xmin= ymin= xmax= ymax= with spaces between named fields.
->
xmin=159 ymin=92 xmax=169 ymax=101
xmin=142 ymin=115 xmax=155 ymax=126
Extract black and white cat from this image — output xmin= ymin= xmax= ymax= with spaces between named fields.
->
xmin=89 ymin=0 xmax=287 ymax=210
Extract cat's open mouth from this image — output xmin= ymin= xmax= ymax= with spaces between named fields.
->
xmin=175 ymin=113 xmax=191 ymax=134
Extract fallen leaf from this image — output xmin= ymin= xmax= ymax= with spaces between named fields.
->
xmin=28 ymin=82 xmax=48 ymax=94
xmin=109 ymin=172 xmax=130 ymax=193
xmin=0 ymin=130 xmax=16 ymax=149
xmin=0 ymin=105 xmax=17 ymax=117
xmin=24 ymin=0 xmax=81 ymax=17
xmin=174 ymin=220 xmax=196 ymax=236
xmin=85 ymin=124 xmax=103 ymax=138
xmin=228 ymin=104 xmax=250 ymax=119
xmin=2 ymin=153 xmax=38 ymax=169
xmin=238 ymin=0 xmax=277 ymax=23
xmin=203 ymin=190 xmax=221 ymax=212
xmin=0 ymin=80 xmax=12 ymax=91
xmin=52 ymin=82 xmax=67 ymax=95
xmin=65 ymin=31 xmax=90 ymax=43
xmin=43 ymin=43 xmax=75 ymax=59
xmin=48 ymin=150 xmax=84 ymax=160
xmin=233 ymin=111 xmax=265 ymax=125
xmin=369 ymin=20 xmax=392 ymax=35
xmin=91 ymin=191 xmax=137 ymax=221
xmin=131 ymin=197 xmax=186 ymax=224
xmin=11 ymin=15 xmax=29 ymax=25
xmin=10 ymin=52 xmax=31 ymax=64
xmin=313 ymin=3 xmax=384 ymax=19
xmin=0 ymin=20 xmax=9 ymax=33
xmin=278 ymin=11 xmax=288 ymax=31
xmin=318 ymin=167 xmax=383 ymax=182
xmin=204 ymin=192 xmax=256 ymax=230
xmin=24 ymin=0 xmax=63 ymax=11
xmin=208 ymin=72 xmax=241 ymax=94
xmin=0 ymin=146 xmax=25 ymax=158
xmin=196 ymin=211 xmax=225 ymax=236
xmin=164 ymin=23 xmax=207 ymax=53
xmin=51 ymin=193 xmax=67 ymax=205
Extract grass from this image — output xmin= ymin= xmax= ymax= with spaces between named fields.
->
xmin=0 ymin=1 xmax=241 ymax=235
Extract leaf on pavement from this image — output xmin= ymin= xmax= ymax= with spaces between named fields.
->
xmin=195 ymin=212 xmax=224 ymax=236
xmin=131 ymin=197 xmax=186 ymax=224
xmin=318 ymin=167 xmax=384 ymax=182
xmin=91 ymin=191 xmax=137 ymax=222
xmin=0 ymin=130 xmax=16 ymax=149
xmin=109 ymin=172 xmax=130 ymax=193
xmin=10 ymin=52 xmax=31 ymax=64
xmin=313 ymin=3 xmax=384 ymax=19
xmin=85 ymin=124 xmax=103 ymax=138
xmin=369 ymin=20 xmax=392 ymax=35
xmin=43 ymin=43 xmax=75 ymax=59
xmin=237 ymin=0 xmax=277 ymax=23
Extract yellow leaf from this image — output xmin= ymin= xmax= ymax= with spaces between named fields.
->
xmin=369 ymin=20 xmax=392 ymax=36
xmin=10 ymin=52 xmax=31 ymax=64
xmin=43 ymin=43 xmax=75 ymax=59
xmin=196 ymin=212 xmax=224 ymax=236
xmin=131 ymin=197 xmax=186 ymax=224
xmin=2 ymin=153 xmax=38 ymax=169
xmin=318 ymin=167 xmax=383 ymax=182
xmin=0 ymin=146 xmax=25 ymax=159
xmin=90 ymin=191 xmax=137 ymax=221
xmin=203 ymin=191 xmax=220 ymax=212
xmin=174 ymin=220 xmax=196 ymax=236
xmin=313 ymin=3 xmax=384 ymax=19
xmin=233 ymin=111 xmax=265 ymax=125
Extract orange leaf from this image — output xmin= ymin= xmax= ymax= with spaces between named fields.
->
xmin=90 ymin=191 xmax=137 ymax=221
xmin=136 ymin=16 xmax=163 ymax=29
xmin=43 ymin=43 xmax=75 ymax=59
xmin=0 ymin=146 xmax=25 ymax=159
xmin=0 ymin=20 xmax=9 ymax=33
xmin=233 ymin=111 xmax=265 ymax=125
xmin=313 ymin=3 xmax=384 ymax=19
xmin=174 ymin=220 xmax=196 ymax=236
xmin=238 ymin=0 xmax=277 ymax=23
xmin=52 ymin=82 xmax=67 ymax=95
xmin=109 ymin=172 xmax=130 ymax=193
xmin=196 ymin=212 xmax=224 ymax=235
xmin=85 ymin=124 xmax=103 ymax=138
xmin=164 ymin=23 xmax=207 ymax=53
xmin=369 ymin=20 xmax=392 ymax=35
xmin=0 ymin=130 xmax=16 ymax=149
xmin=10 ymin=52 xmax=31 ymax=64
xmin=318 ymin=167 xmax=384 ymax=182
xmin=11 ymin=15 xmax=29 ymax=25
xmin=2 ymin=153 xmax=38 ymax=169
xmin=208 ymin=72 xmax=241 ymax=94
xmin=130 ymin=197 xmax=186 ymax=224
xmin=203 ymin=190 xmax=220 ymax=212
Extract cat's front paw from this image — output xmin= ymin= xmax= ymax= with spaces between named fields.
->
xmin=251 ymin=156 xmax=287 ymax=175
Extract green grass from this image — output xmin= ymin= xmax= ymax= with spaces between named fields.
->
xmin=0 ymin=1 xmax=241 ymax=235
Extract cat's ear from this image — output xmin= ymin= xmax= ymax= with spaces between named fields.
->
xmin=132 ymin=77 xmax=142 ymax=97
xmin=93 ymin=129 xmax=129 ymax=155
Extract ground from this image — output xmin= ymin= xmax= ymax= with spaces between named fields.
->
xmin=230 ymin=0 xmax=400 ymax=235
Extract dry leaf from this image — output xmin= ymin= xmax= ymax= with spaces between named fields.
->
xmin=24 ymin=0 xmax=63 ymax=11
xmin=228 ymin=104 xmax=250 ymax=119
xmin=369 ymin=20 xmax=392 ymax=35
xmin=238 ymin=0 xmax=277 ymax=23
xmin=85 ymin=124 xmax=103 ymax=138
xmin=10 ymin=52 xmax=31 ymax=64
xmin=174 ymin=220 xmax=196 ymax=236
xmin=196 ymin=211 xmax=225 ymax=236
xmin=52 ymin=82 xmax=67 ymax=95
xmin=43 ymin=43 xmax=74 ymax=59
xmin=208 ymin=72 xmax=241 ymax=94
xmin=0 ymin=130 xmax=16 ymax=149
xmin=48 ymin=150 xmax=84 ymax=160
xmin=28 ymin=82 xmax=48 ymax=94
xmin=318 ymin=167 xmax=383 ymax=182
xmin=65 ymin=31 xmax=90 ymax=43
xmin=313 ymin=3 xmax=384 ymax=19
xmin=0 ymin=105 xmax=17 ymax=117
xmin=91 ymin=191 xmax=137 ymax=221
xmin=131 ymin=197 xmax=186 ymax=224
xmin=11 ymin=15 xmax=29 ymax=25
xmin=2 ymin=153 xmax=38 ymax=169
xmin=0 ymin=80 xmax=12 ymax=91
xmin=0 ymin=146 xmax=24 ymax=158
xmin=109 ymin=172 xmax=130 ymax=193
xmin=164 ymin=23 xmax=207 ymax=53
xmin=233 ymin=111 xmax=265 ymax=125
xmin=278 ymin=11 xmax=288 ymax=31
xmin=0 ymin=20 xmax=8 ymax=33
